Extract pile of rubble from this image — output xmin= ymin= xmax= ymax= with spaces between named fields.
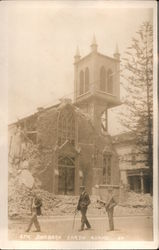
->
xmin=119 ymin=191 xmax=152 ymax=208
xmin=8 ymin=187 xmax=153 ymax=218
xmin=38 ymin=190 xmax=79 ymax=216
xmin=8 ymin=183 xmax=32 ymax=218
xmin=8 ymin=186 xmax=79 ymax=218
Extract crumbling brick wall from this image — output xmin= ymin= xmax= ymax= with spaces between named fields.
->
xmin=37 ymin=108 xmax=58 ymax=148
xmin=9 ymin=102 xmax=120 ymax=195
xmin=78 ymin=144 xmax=94 ymax=193
xmin=37 ymin=108 xmax=58 ymax=192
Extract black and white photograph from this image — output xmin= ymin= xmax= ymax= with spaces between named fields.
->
xmin=0 ymin=0 xmax=158 ymax=249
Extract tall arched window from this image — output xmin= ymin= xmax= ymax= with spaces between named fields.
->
xmin=103 ymin=154 xmax=111 ymax=184
xmin=100 ymin=66 xmax=106 ymax=92
xmin=79 ymin=70 xmax=84 ymax=95
xmin=85 ymin=67 xmax=89 ymax=92
xmin=58 ymin=107 xmax=75 ymax=146
xmin=101 ymin=110 xmax=107 ymax=133
xmin=58 ymin=156 xmax=75 ymax=195
xmin=107 ymin=69 xmax=113 ymax=94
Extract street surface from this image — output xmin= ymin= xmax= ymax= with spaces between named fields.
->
xmin=8 ymin=215 xmax=153 ymax=241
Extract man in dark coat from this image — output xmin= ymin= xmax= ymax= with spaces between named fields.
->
xmin=25 ymin=191 xmax=42 ymax=232
xmin=77 ymin=186 xmax=91 ymax=231
xmin=105 ymin=187 xmax=117 ymax=231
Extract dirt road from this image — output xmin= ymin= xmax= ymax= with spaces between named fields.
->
xmin=8 ymin=215 xmax=153 ymax=241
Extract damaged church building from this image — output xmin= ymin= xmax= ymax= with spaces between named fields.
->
xmin=9 ymin=38 xmax=121 ymax=195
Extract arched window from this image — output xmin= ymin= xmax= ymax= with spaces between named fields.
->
xmin=103 ymin=154 xmax=111 ymax=184
xmin=100 ymin=66 xmax=106 ymax=92
xmin=101 ymin=110 xmax=107 ymax=133
xmin=58 ymin=107 xmax=75 ymax=146
xmin=58 ymin=156 xmax=75 ymax=195
xmin=107 ymin=69 xmax=113 ymax=94
xmin=79 ymin=70 xmax=84 ymax=95
xmin=85 ymin=67 xmax=89 ymax=92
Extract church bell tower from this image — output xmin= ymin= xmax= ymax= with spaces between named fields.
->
xmin=74 ymin=36 xmax=121 ymax=134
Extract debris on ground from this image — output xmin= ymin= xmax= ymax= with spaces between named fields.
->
xmin=118 ymin=191 xmax=152 ymax=208
xmin=8 ymin=184 xmax=153 ymax=218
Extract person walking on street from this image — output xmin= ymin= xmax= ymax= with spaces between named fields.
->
xmin=77 ymin=186 xmax=91 ymax=231
xmin=105 ymin=187 xmax=117 ymax=231
xmin=25 ymin=191 xmax=42 ymax=232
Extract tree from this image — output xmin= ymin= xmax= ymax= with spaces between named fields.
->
xmin=119 ymin=22 xmax=153 ymax=194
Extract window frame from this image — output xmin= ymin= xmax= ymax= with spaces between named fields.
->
xmin=85 ymin=67 xmax=90 ymax=93
xmin=79 ymin=70 xmax=84 ymax=95
xmin=103 ymin=153 xmax=112 ymax=184
xmin=100 ymin=66 xmax=107 ymax=92
xmin=58 ymin=108 xmax=75 ymax=146
xmin=107 ymin=68 xmax=113 ymax=94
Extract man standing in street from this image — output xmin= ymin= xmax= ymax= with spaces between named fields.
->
xmin=77 ymin=186 xmax=91 ymax=231
xmin=105 ymin=187 xmax=117 ymax=231
xmin=25 ymin=191 xmax=42 ymax=232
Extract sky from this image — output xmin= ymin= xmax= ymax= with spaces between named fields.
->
xmin=0 ymin=1 xmax=154 ymax=135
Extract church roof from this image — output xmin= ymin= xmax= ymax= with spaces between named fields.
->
xmin=77 ymin=51 xmax=119 ymax=64
xmin=9 ymin=98 xmax=95 ymax=132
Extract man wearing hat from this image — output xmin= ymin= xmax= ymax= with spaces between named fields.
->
xmin=25 ymin=191 xmax=42 ymax=232
xmin=77 ymin=186 xmax=91 ymax=231
xmin=105 ymin=187 xmax=117 ymax=231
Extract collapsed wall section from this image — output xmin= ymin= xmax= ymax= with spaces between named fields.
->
xmin=37 ymin=108 xmax=58 ymax=192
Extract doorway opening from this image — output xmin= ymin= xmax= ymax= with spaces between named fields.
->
xmin=58 ymin=156 xmax=75 ymax=195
